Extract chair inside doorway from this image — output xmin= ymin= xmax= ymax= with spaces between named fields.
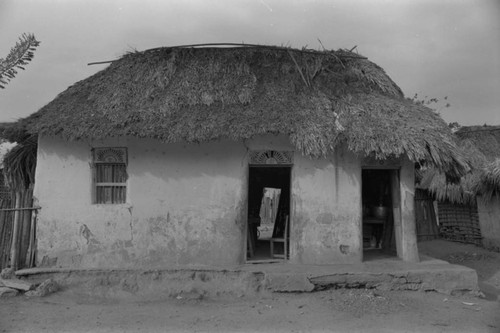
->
xmin=247 ymin=166 xmax=290 ymax=262
xmin=362 ymin=169 xmax=397 ymax=261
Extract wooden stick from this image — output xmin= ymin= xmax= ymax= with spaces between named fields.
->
xmin=0 ymin=207 xmax=41 ymax=212
xmin=10 ymin=192 xmax=22 ymax=270
xmin=19 ymin=190 xmax=33 ymax=268
xmin=0 ymin=200 xmax=11 ymax=269
xmin=88 ymin=43 xmax=368 ymax=66
xmin=287 ymin=50 xmax=309 ymax=87
xmin=144 ymin=43 xmax=368 ymax=58
xmin=27 ymin=209 xmax=37 ymax=268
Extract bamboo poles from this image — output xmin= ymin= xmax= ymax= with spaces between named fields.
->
xmin=27 ymin=208 xmax=37 ymax=268
xmin=19 ymin=188 xmax=33 ymax=267
xmin=0 ymin=187 xmax=38 ymax=271
xmin=0 ymin=197 xmax=14 ymax=270
xmin=9 ymin=192 xmax=22 ymax=270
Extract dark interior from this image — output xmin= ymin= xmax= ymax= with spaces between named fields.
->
xmin=247 ymin=166 xmax=290 ymax=261
xmin=362 ymin=169 xmax=397 ymax=260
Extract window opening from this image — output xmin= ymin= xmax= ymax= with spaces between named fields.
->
xmin=92 ymin=147 xmax=127 ymax=204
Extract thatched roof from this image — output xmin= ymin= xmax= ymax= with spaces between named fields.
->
xmin=0 ymin=122 xmax=29 ymax=144
xmin=419 ymin=125 xmax=500 ymax=204
xmin=0 ymin=122 xmax=13 ymax=140
xmin=0 ymin=141 xmax=16 ymax=166
xmin=12 ymin=44 xmax=467 ymax=174
xmin=1 ymin=135 xmax=36 ymax=190
xmin=0 ymin=122 xmax=35 ymax=191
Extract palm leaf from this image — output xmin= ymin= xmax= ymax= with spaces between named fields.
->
xmin=0 ymin=33 xmax=40 ymax=89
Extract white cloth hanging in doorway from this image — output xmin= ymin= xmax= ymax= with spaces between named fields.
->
xmin=259 ymin=187 xmax=281 ymax=225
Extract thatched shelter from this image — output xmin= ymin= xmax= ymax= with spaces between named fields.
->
xmin=11 ymin=45 xmax=468 ymax=269
xmin=418 ymin=125 xmax=500 ymax=250
xmin=419 ymin=126 xmax=500 ymax=203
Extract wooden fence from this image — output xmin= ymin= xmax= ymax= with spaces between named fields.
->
xmin=415 ymin=189 xmax=439 ymax=241
xmin=437 ymin=201 xmax=482 ymax=246
xmin=0 ymin=186 xmax=39 ymax=271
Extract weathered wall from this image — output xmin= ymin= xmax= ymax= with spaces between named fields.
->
xmin=362 ymin=157 xmax=419 ymax=262
xmin=245 ymin=136 xmax=363 ymax=264
xmin=477 ymin=196 xmax=500 ymax=250
xmin=292 ymin=149 xmax=362 ymax=264
xmin=34 ymin=134 xmax=364 ymax=268
xmin=399 ymin=160 xmax=419 ymax=262
xmin=34 ymin=136 xmax=248 ymax=268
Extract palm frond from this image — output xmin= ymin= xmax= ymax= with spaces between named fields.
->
xmin=418 ymin=126 xmax=500 ymax=204
xmin=0 ymin=33 xmax=40 ymax=89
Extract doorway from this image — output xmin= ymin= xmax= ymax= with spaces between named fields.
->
xmin=247 ymin=166 xmax=291 ymax=262
xmin=362 ymin=169 xmax=397 ymax=261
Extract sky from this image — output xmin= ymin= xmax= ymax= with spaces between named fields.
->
xmin=0 ymin=0 xmax=499 ymax=125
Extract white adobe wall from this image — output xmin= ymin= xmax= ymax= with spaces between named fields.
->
xmin=34 ymin=134 xmax=363 ymax=268
xmin=34 ymin=136 xmax=247 ymax=268
xmin=477 ymin=195 xmax=500 ymax=250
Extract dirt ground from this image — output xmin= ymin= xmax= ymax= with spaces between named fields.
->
xmin=1 ymin=239 xmax=499 ymax=333
xmin=418 ymin=239 xmax=500 ymax=301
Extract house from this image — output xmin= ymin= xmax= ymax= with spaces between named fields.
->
xmin=12 ymin=45 xmax=467 ymax=269
xmin=419 ymin=125 xmax=500 ymax=251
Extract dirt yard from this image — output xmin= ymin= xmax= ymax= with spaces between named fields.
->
xmin=418 ymin=239 xmax=500 ymax=301
xmin=1 ymin=239 xmax=499 ymax=333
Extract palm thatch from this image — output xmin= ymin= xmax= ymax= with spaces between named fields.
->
xmin=0 ymin=122 xmax=31 ymax=144
xmin=1 ymin=135 xmax=37 ymax=191
xmin=0 ymin=122 xmax=13 ymax=139
xmin=419 ymin=126 xmax=500 ymax=204
xmin=476 ymin=159 xmax=500 ymax=200
xmin=15 ymin=44 xmax=466 ymax=175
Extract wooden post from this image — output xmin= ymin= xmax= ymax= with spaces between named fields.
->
xmin=10 ymin=192 xmax=22 ymax=270
xmin=27 ymin=209 xmax=37 ymax=268
xmin=0 ymin=199 xmax=14 ymax=270
xmin=19 ymin=189 xmax=33 ymax=268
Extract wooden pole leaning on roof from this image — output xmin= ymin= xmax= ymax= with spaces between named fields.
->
xmin=87 ymin=43 xmax=368 ymax=66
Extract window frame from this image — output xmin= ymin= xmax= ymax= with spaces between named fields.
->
xmin=91 ymin=147 xmax=128 ymax=205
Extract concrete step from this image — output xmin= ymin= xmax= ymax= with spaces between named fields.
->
xmin=15 ymin=258 xmax=480 ymax=299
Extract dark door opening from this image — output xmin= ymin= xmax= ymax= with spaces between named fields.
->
xmin=247 ymin=166 xmax=291 ymax=261
xmin=362 ymin=169 xmax=397 ymax=261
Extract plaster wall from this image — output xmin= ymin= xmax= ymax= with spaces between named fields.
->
xmin=477 ymin=196 xmax=500 ymax=250
xmin=34 ymin=136 xmax=247 ymax=268
xmin=399 ymin=160 xmax=419 ymax=262
xmin=34 ymin=135 xmax=364 ymax=268
xmin=244 ymin=136 xmax=363 ymax=264
xmin=291 ymin=149 xmax=362 ymax=264
xmin=362 ymin=157 xmax=419 ymax=262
